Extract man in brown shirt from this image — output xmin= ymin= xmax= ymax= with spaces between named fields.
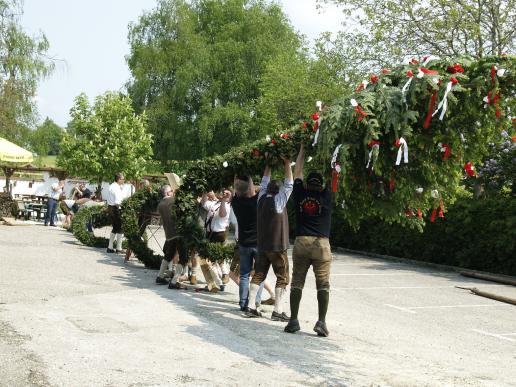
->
xmin=245 ymin=156 xmax=293 ymax=321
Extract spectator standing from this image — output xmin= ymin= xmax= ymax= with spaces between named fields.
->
xmin=44 ymin=180 xmax=65 ymax=226
xmin=106 ymin=173 xmax=127 ymax=254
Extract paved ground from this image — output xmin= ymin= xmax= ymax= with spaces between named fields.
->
xmin=1 ymin=224 xmax=515 ymax=387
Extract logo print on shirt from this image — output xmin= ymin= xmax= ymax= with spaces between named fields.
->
xmin=300 ymin=198 xmax=321 ymax=216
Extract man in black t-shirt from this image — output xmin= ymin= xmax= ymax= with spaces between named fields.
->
xmin=231 ymin=175 xmax=265 ymax=311
xmin=284 ymin=144 xmax=333 ymax=337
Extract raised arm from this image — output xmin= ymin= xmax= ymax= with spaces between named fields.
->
xmin=294 ymin=144 xmax=305 ymax=180
xmin=218 ymin=190 xmax=231 ymax=218
xmin=283 ymin=156 xmax=293 ymax=183
xmin=258 ymin=162 xmax=272 ymax=201
xmin=247 ymin=176 xmax=255 ymax=197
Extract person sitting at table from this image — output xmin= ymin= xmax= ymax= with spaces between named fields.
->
xmin=71 ymin=183 xmax=92 ymax=200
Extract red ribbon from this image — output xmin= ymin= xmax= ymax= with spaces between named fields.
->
xmin=439 ymin=200 xmax=445 ymax=218
xmin=442 ymin=143 xmax=451 ymax=160
xmin=430 ymin=208 xmax=437 ymax=223
xmin=423 ymin=91 xmax=438 ymax=129
xmin=368 ymin=140 xmax=380 ymax=147
xmin=464 ymin=162 xmax=475 ymax=177
xmin=331 ymin=169 xmax=339 ymax=193
xmin=280 ymin=133 xmax=289 ymax=139
xmin=417 ymin=208 xmax=423 ymax=220
xmin=389 ymin=178 xmax=395 ymax=192
xmin=447 ymin=63 xmax=465 ymax=74
xmin=370 ymin=74 xmax=379 ymax=84
xmin=405 ymin=208 xmax=413 ymax=218
xmin=419 ymin=67 xmax=439 ymax=76
xmin=311 ymin=112 xmax=320 ymax=121
xmin=355 ymin=105 xmax=368 ymax=122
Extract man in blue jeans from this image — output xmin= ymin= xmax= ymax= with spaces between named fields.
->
xmin=44 ymin=180 xmax=65 ymax=226
xmin=231 ymin=176 xmax=270 ymax=312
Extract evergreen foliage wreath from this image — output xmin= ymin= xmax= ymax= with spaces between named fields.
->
xmin=79 ymin=56 xmax=516 ymax=266
xmin=71 ymin=205 xmax=111 ymax=247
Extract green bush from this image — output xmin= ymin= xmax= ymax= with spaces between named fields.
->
xmin=330 ymin=195 xmax=516 ymax=276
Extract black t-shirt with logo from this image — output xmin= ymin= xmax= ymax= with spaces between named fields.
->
xmin=292 ymin=178 xmax=332 ymax=238
xmin=231 ymin=194 xmax=258 ymax=247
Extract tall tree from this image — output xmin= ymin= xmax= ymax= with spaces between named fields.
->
xmin=127 ymin=0 xmax=304 ymax=161
xmin=57 ymin=92 xmax=153 ymax=193
xmin=0 ymin=0 xmax=53 ymax=146
xmin=319 ymin=0 xmax=516 ymax=71
xmin=30 ymin=117 xmax=63 ymax=156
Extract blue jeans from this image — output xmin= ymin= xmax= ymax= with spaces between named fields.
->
xmin=239 ymin=245 xmax=264 ymax=308
xmin=45 ymin=198 xmax=58 ymax=225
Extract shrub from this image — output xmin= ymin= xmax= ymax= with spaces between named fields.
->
xmin=331 ymin=195 xmax=516 ymax=276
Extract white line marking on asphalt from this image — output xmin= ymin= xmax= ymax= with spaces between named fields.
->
xmin=410 ymin=304 xmax=510 ymax=310
xmin=471 ymin=329 xmax=516 ymax=343
xmin=384 ymin=304 xmax=417 ymax=314
xmin=331 ymin=272 xmax=444 ymax=276
xmin=334 ymin=286 xmax=454 ymax=290
xmin=384 ymin=303 xmax=510 ymax=314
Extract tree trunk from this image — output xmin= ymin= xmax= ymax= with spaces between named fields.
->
xmin=96 ymin=179 xmax=103 ymax=200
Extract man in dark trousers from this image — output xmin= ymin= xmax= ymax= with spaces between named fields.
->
xmin=246 ymin=156 xmax=293 ymax=321
xmin=284 ymin=144 xmax=333 ymax=337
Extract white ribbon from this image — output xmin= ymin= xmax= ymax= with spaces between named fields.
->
xmin=401 ymin=78 xmax=413 ymax=101
xmin=432 ymin=81 xmax=453 ymax=120
xmin=422 ymin=55 xmax=440 ymax=66
xmin=331 ymin=144 xmax=343 ymax=168
xmin=350 ymin=98 xmax=358 ymax=107
xmin=395 ymin=137 xmax=408 ymax=165
xmin=366 ymin=144 xmax=379 ymax=169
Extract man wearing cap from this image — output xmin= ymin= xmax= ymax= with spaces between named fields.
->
xmin=246 ymin=155 xmax=293 ymax=321
xmin=284 ymin=144 xmax=333 ymax=337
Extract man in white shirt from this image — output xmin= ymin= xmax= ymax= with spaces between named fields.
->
xmin=201 ymin=189 xmax=231 ymax=289
xmin=106 ymin=173 xmax=127 ymax=253
xmin=44 ymin=180 xmax=65 ymax=226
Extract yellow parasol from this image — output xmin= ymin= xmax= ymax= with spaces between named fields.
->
xmin=0 ymin=137 xmax=34 ymax=164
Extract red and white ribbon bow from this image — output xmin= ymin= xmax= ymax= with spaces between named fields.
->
xmin=401 ymin=71 xmax=414 ymax=101
xmin=395 ymin=137 xmax=408 ymax=165
xmin=422 ymin=55 xmax=440 ymax=66
xmin=438 ymin=142 xmax=451 ymax=160
xmin=366 ymin=140 xmax=380 ymax=169
xmin=331 ymin=144 xmax=343 ymax=193
xmin=355 ymin=80 xmax=369 ymax=92
xmin=433 ymin=77 xmax=458 ymax=121
xmin=311 ymin=109 xmax=322 ymax=146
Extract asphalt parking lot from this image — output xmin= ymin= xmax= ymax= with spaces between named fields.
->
xmin=1 ymin=224 xmax=515 ymax=386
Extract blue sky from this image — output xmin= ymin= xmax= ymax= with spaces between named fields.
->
xmin=21 ymin=0 xmax=345 ymax=127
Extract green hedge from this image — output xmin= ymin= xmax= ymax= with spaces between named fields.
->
xmin=330 ymin=195 xmax=516 ymax=276
xmin=71 ymin=205 xmax=111 ymax=247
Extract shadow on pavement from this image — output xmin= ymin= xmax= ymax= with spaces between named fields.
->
xmin=91 ymin=248 xmax=354 ymax=385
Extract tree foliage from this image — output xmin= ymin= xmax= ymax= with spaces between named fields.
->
xmin=30 ymin=117 xmax=63 ymax=156
xmin=57 ymin=92 xmax=153 ymax=190
xmin=127 ymin=0 xmax=333 ymax=161
xmin=319 ymin=0 xmax=516 ymax=74
xmin=0 ymin=0 xmax=53 ymax=145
